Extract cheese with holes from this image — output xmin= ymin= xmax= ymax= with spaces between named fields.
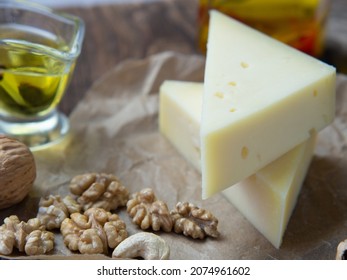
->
xmin=159 ymin=80 xmax=315 ymax=248
xmin=201 ymin=10 xmax=335 ymax=198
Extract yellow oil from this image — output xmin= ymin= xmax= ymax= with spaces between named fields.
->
xmin=198 ymin=0 xmax=330 ymax=57
xmin=0 ymin=25 xmax=74 ymax=118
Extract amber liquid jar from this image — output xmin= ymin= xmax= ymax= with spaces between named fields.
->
xmin=198 ymin=0 xmax=331 ymax=57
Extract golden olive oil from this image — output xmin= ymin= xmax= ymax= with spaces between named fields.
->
xmin=0 ymin=25 xmax=74 ymax=118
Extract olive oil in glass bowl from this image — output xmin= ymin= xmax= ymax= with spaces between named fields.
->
xmin=0 ymin=0 xmax=84 ymax=150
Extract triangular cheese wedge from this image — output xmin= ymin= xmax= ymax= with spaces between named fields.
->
xmin=222 ymin=136 xmax=315 ymax=248
xmin=159 ymin=80 xmax=315 ymax=248
xmin=201 ymin=10 xmax=335 ymax=198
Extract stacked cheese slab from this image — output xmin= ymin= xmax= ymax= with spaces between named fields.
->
xmin=160 ymin=81 xmax=315 ymax=248
xmin=159 ymin=11 xmax=335 ymax=248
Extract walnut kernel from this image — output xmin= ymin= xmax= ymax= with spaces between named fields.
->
xmin=127 ymin=188 xmax=173 ymax=232
xmin=60 ymin=208 xmax=127 ymax=255
xmin=170 ymin=202 xmax=220 ymax=239
xmin=69 ymin=173 xmax=129 ymax=211
xmin=0 ymin=215 xmax=54 ymax=256
xmin=36 ymin=194 xmax=81 ymax=230
xmin=25 ymin=230 xmax=55 ymax=256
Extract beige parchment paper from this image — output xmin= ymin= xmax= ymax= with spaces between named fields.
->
xmin=1 ymin=51 xmax=347 ymax=260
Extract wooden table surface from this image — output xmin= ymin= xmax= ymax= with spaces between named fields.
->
xmin=57 ymin=0 xmax=347 ymax=116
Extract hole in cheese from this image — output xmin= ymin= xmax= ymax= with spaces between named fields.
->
xmin=241 ymin=146 xmax=249 ymax=159
xmin=214 ymin=92 xmax=224 ymax=98
xmin=240 ymin=62 xmax=249 ymax=68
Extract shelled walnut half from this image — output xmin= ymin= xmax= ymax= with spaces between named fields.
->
xmin=60 ymin=208 xmax=128 ymax=255
xmin=127 ymin=188 xmax=173 ymax=232
xmin=69 ymin=173 xmax=129 ymax=211
xmin=37 ymin=195 xmax=82 ymax=230
xmin=170 ymin=202 xmax=220 ymax=239
xmin=0 ymin=215 xmax=54 ymax=256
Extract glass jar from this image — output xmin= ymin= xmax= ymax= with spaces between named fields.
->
xmin=198 ymin=0 xmax=331 ymax=57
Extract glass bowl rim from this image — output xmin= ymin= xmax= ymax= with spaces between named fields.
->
xmin=0 ymin=0 xmax=85 ymax=60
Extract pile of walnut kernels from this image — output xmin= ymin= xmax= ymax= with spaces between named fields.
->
xmin=0 ymin=173 xmax=220 ymax=259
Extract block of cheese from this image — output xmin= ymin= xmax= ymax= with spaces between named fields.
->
xmin=159 ymin=81 xmax=203 ymax=171
xmin=159 ymin=80 xmax=315 ymax=248
xmin=201 ymin=10 xmax=335 ymax=198
xmin=223 ymin=136 xmax=315 ymax=248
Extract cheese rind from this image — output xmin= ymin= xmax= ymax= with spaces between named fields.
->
xmin=159 ymin=80 xmax=315 ymax=248
xmin=201 ymin=10 xmax=335 ymax=198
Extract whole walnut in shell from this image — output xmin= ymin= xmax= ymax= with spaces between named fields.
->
xmin=0 ymin=135 xmax=36 ymax=209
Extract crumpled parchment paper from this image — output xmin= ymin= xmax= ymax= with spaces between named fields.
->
xmin=1 ymin=51 xmax=347 ymax=260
